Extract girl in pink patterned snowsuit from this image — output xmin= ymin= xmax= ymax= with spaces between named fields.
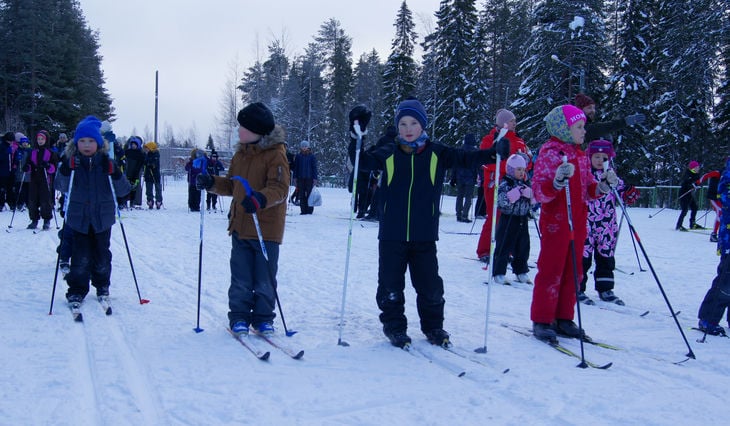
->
xmin=579 ymin=140 xmax=625 ymax=306
xmin=530 ymin=105 xmax=617 ymax=342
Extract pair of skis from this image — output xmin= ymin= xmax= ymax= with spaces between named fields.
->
xmin=227 ymin=328 xmax=304 ymax=361
xmin=69 ymin=296 xmax=113 ymax=322
xmin=501 ymin=323 xmax=615 ymax=369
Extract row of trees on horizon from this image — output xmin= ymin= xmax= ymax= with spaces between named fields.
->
xmin=1 ymin=0 xmax=728 ymax=186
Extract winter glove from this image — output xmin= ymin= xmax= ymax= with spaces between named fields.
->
xmin=195 ymin=174 xmax=214 ymax=190
xmin=520 ymin=186 xmax=533 ymax=199
xmin=39 ymin=161 xmax=49 ymax=170
xmin=621 ymin=185 xmax=640 ymax=205
xmin=624 ymin=113 xmax=646 ymax=126
xmin=241 ymin=191 xmax=267 ymax=213
xmin=495 ymin=137 xmax=510 ymax=158
xmin=449 ymin=177 xmax=457 ymax=187
xmin=553 ymin=163 xmax=575 ymax=190
xmin=22 ymin=163 xmax=31 ymax=173
xmin=349 ymin=105 xmax=372 ymax=136
xmin=602 ymin=169 xmax=618 ymax=186
xmin=507 ymin=187 xmax=522 ymax=203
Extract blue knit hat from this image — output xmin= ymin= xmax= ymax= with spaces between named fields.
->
xmin=395 ymin=98 xmax=428 ymax=129
xmin=73 ymin=116 xmax=103 ymax=148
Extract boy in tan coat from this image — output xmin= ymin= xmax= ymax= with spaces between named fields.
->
xmin=196 ymin=102 xmax=289 ymax=336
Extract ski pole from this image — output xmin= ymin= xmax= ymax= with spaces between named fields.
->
xmin=607 ymin=161 xmax=695 ymax=359
xmin=107 ymin=161 xmax=149 ymax=306
xmin=6 ymin=171 xmax=27 ymax=231
xmin=193 ymin=157 xmax=208 ymax=333
xmin=561 ymin=153 xmax=588 ymax=368
xmin=469 ymin=182 xmax=485 ymax=234
xmin=476 ymin=125 xmax=508 ymax=354
xmin=336 ymin=119 xmax=365 ymax=347
xmin=44 ymin=168 xmax=60 ymax=229
xmin=649 ymin=186 xmax=695 ymax=218
xmin=233 ymin=175 xmax=296 ymax=336
xmin=49 ymin=168 xmax=75 ymax=315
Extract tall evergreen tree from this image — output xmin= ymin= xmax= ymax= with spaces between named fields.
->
xmin=314 ymin=18 xmax=353 ymax=177
xmin=512 ymin=0 xmax=610 ymax=146
xmin=715 ymin=1 xmax=730 ymax=159
xmin=477 ymin=0 xmax=531 ymax=132
xmin=647 ymin=0 xmax=721 ymax=184
xmin=0 ymin=0 xmax=112 ymax=134
xmin=429 ymin=0 xmax=480 ymax=145
xmin=352 ymin=50 xmax=385 ymax=136
xmin=382 ymin=0 xmax=419 ymax=126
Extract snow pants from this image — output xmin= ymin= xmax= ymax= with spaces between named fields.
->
xmin=676 ymin=193 xmax=698 ymax=229
xmin=698 ymin=254 xmax=730 ymax=326
xmin=492 ymin=214 xmax=530 ymax=277
xmin=531 ymin=210 xmax=587 ymax=324
xmin=227 ymin=233 xmax=278 ymax=328
xmin=476 ymin=182 xmax=499 ymax=258
xmin=27 ymin=176 xmax=54 ymax=221
xmin=65 ymin=228 xmax=112 ymax=300
xmin=581 ymin=251 xmax=616 ymax=294
xmin=377 ymin=240 xmax=445 ymax=334
xmin=455 ymin=183 xmax=473 ymax=220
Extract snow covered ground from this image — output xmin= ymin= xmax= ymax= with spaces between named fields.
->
xmin=2 ymin=180 xmax=727 ymax=425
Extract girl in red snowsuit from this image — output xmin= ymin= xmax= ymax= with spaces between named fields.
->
xmin=530 ymin=105 xmax=615 ymax=342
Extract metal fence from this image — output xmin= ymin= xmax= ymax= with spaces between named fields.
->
xmin=440 ymin=184 xmax=711 ymax=210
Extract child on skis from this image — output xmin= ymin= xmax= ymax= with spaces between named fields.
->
xmin=697 ymin=157 xmax=730 ymax=336
xmin=348 ymin=99 xmax=508 ymax=348
xmin=25 ymin=130 xmax=58 ymax=230
xmin=143 ymin=141 xmax=164 ymax=209
xmin=195 ymin=102 xmax=289 ymax=337
xmin=579 ymin=140 xmax=625 ymax=306
xmin=492 ymin=153 xmax=534 ymax=285
xmin=54 ymin=116 xmax=131 ymax=305
xmin=530 ymin=105 xmax=617 ymax=342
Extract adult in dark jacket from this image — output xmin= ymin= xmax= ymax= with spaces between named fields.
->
xmin=676 ymin=160 xmax=701 ymax=231
xmin=124 ymin=136 xmax=145 ymax=209
xmin=574 ymin=93 xmax=646 ymax=142
xmin=142 ymin=141 xmax=164 ymax=209
xmin=0 ymin=132 xmax=16 ymax=211
xmin=292 ymin=140 xmax=318 ymax=214
xmin=54 ymin=116 xmax=131 ymax=303
xmin=348 ymin=99 xmax=507 ymax=349
xmin=452 ymin=133 xmax=480 ymax=222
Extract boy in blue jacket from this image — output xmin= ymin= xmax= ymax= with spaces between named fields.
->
xmin=348 ymin=99 xmax=508 ymax=348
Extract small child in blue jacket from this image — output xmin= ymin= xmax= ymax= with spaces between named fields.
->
xmin=55 ymin=116 xmax=130 ymax=305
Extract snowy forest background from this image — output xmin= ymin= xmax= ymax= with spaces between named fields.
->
xmin=1 ymin=0 xmax=729 ymax=187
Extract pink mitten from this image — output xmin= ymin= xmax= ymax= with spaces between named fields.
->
xmin=507 ymin=187 xmax=521 ymax=203
xmin=520 ymin=187 xmax=533 ymax=199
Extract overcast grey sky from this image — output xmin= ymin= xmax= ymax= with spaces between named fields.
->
xmin=77 ymin=0 xmax=442 ymax=144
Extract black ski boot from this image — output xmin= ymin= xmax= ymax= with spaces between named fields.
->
xmin=533 ymin=322 xmax=557 ymax=343
xmin=42 ymin=219 xmax=51 ymax=230
xmin=384 ymin=329 xmax=412 ymax=349
xmin=555 ymin=319 xmax=589 ymax=340
xmin=26 ymin=220 xmax=38 ymax=229
xmin=424 ymin=329 xmax=451 ymax=347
